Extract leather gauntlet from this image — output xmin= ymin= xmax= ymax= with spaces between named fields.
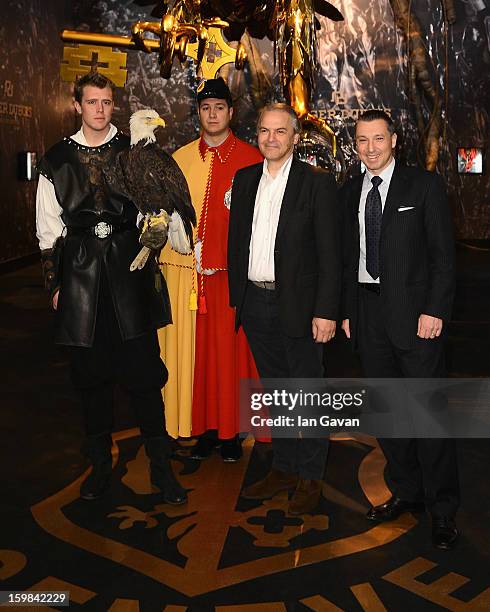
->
xmin=140 ymin=211 xmax=170 ymax=251
xmin=40 ymin=236 xmax=64 ymax=298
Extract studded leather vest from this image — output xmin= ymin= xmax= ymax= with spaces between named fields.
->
xmin=38 ymin=132 xmax=136 ymax=227
xmin=38 ymin=133 xmax=170 ymax=347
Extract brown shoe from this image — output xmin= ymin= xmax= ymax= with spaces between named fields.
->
xmin=241 ymin=469 xmax=298 ymax=500
xmin=288 ymin=478 xmax=323 ymax=515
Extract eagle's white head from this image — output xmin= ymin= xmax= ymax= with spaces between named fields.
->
xmin=129 ymin=108 xmax=166 ymax=146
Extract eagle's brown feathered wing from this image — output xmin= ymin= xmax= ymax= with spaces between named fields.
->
xmin=111 ymin=141 xmax=196 ymax=242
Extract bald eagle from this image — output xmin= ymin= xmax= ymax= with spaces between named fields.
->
xmin=108 ymin=108 xmax=196 ymax=270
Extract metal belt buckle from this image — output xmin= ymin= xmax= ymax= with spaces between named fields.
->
xmin=94 ymin=221 xmax=112 ymax=238
xmin=251 ymin=280 xmax=275 ymax=290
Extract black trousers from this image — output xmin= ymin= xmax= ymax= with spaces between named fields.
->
xmin=241 ymin=282 xmax=328 ymax=480
xmin=357 ymin=285 xmax=460 ymax=517
xmin=68 ymin=269 xmax=168 ymax=440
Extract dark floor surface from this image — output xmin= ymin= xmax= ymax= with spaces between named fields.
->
xmin=1 ymin=244 xmax=489 ymax=611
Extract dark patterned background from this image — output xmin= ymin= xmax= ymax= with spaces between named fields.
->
xmin=0 ymin=0 xmax=489 ymax=263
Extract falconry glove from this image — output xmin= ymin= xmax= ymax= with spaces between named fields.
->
xmin=131 ymin=211 xmax=170 ymax=272
xmin=140 ymin=210 xmax=170 ymax=250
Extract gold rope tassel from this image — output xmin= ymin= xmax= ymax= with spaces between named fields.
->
xmin=189 ymin=288 xmax=197 ymax=310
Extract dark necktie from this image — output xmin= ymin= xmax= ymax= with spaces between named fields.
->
xmin=365 ymin=175 xmax=383 ymax=280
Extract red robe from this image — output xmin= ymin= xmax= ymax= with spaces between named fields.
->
xmin=192 ymin=131 xmax=263 ymax=439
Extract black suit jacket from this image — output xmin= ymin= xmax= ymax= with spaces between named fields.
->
xmin=228 ymin=157 xmax=341 ymax=338
xmin=340 ymin=162 xmax=455 ymax=349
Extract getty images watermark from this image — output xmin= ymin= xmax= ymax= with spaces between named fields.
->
xmin=239 ymin=378 xmax=490 ymax=438
xmin=249 ymin=388 xmax=363 ymax=430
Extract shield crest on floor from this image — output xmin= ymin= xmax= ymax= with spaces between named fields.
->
xmin=31 ymin=430 xmax=415 ymax=597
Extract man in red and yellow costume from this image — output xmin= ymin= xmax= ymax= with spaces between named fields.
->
xmin=158 ymin=78 xmax=262 ymax=460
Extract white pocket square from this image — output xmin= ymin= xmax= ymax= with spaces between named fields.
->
xmin=398 ymin=206 xmax=415 ymax=211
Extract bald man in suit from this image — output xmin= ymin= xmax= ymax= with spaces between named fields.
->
xmin=228 ymin=103 xmax=341 ymax=515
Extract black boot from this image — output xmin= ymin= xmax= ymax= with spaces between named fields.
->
xmin=144 ymin=436 xmax=187 ymax=505
xmin=80 ymin=434 xmax=113 ymax=501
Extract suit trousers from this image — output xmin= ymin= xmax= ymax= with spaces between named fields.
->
xmin=68 ymin=267 xmax=168 ymax=440
xmin=240 ymin=282 xmax=328 ymax=479
xmin=357 ymin=286 xmax=460 ymax=517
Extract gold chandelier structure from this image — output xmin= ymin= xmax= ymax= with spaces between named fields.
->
xmin=60 ymin=0 xmax=344 ymax=158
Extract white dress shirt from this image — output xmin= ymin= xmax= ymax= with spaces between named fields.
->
xmin=36 ymin=124 xmax=118 ymax=250
xmin=358 ymin=157 xmax=395 ymax=283
xmin=248 ymin=154 xmax=293 ymax=282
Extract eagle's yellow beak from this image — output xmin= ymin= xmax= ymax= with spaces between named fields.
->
xmin=149 ymin=117 xmax=166 ymax=127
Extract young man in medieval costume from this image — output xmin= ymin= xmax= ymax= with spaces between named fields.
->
xmin=158 ymin=77 xmax=262 ymax=460
xmin=36 ymin=72 xmax=186 ymax=504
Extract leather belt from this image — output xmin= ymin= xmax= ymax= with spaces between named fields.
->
xmin=359 ymin=282 xmax=380 ymax=295
xmin=67 ymin=220 xmax=135 ymax=239
xmin=250 ymin=280 xmax=276 ymax=290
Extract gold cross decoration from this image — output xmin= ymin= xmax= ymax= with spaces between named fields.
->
xmin=60 ymin=44 xmax=128 ymax=86
xmin=186 ymin=27 xmax=236 ymax=79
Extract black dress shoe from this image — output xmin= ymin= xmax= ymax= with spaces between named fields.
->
xmin=220 ymin=437 xmax=243 ymax=463
xmin=366 ymin=496 xmax=425 ymax=522
xmin=189 ymin=435 xmax=220 ymax=460
xmin=432 ymin=516 xmax=458 ymax=550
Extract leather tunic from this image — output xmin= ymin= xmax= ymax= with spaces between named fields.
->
xmin=38 ymin=132 xmax=171 ymax=347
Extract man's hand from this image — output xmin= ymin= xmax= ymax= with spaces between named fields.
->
xmin=312 ymin=318 xmax=336 ymax=343
xmin=52 ymin=290 xmax=59 ymax=311
xmin=341 ymin=319 xmax=351 ymax=339
xmin=417 ymin=314 xmax=443 ymax=339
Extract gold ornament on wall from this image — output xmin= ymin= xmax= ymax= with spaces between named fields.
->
xmin=60 ymin=1 xmax=345 ymax=164
xmin=61 ymin=0 xmax=236 ymax=81
xmin=60 ymin=44 xmax=128 ymax=86
xmin=186 ymin=27 xmax=237 ymax=79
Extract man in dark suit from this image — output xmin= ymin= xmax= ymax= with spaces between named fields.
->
xmin=340 ymin=109 xmax=459 ymax=549
xmin=227 ymin=103 xmax=340 ymax=515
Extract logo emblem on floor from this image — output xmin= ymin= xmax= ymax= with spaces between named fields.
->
xmin=31 ymin=432 xmax=415 ymax=597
